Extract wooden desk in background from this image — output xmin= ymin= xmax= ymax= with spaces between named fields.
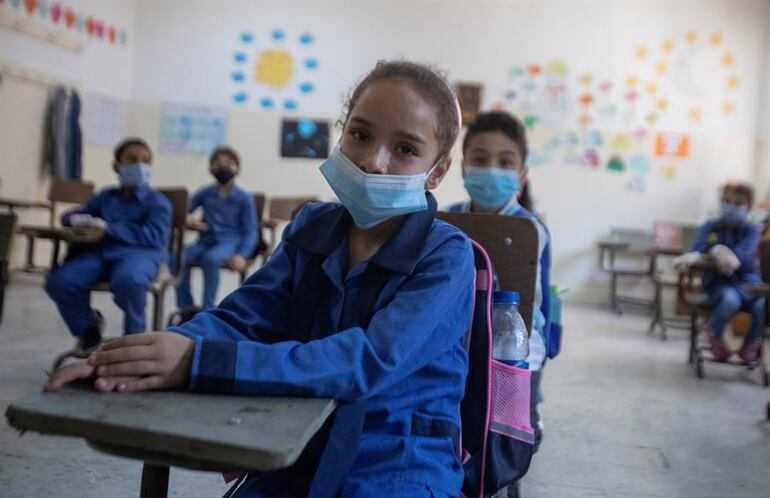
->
xmin=6 ymin=384 xmax=336 ymax=498
xmin=13 ymin=225 xmax=103 ymax=271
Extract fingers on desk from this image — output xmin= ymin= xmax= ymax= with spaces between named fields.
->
xmin=94 ymin=376 xmax=144 ymax=392
xmin=98 ymin=333 xmax=158 ymax=351
xmin=89 ymin=345 xmax=155 ymax=366
xmin=95 ymin=360 xmax=158 ymax=377
xmin=44 ymin=361 xmax=94 ymax=392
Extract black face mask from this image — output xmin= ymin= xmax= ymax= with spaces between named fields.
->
xmin=213 ymin=168 xmax=236 ymax=185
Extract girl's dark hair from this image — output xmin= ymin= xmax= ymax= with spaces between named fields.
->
xmin=210 ymin=145 xmax=240 ymax=166
xmin=462 ymin=111 xmax=528 ymax=163
xmin=114 ymin=137 xmax=151 ymax=162
xmin=462 ymin=111 xmax=533 ymax=211
xmin=339 ymin=60 xmax=461 ymax=162
xmin=722 ymin=181 xmax=754 ymax=208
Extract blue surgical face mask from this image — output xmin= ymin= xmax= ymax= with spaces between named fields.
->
xmin=463 ymin=166 xmax=520 ymax=209
xmin=118 ymin=163 xmax=152 ymax=188
xmin=320 ymin=147 xmax=435 ymax=229
xmin=721 ymin=202 xmax=748 ymax=224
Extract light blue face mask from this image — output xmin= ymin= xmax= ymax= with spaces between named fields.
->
xmin=721 ymin=202 xmax=748 ymax=224
xmin=118 ymin=163 xmax=152 ymax=188
xmin=320 ymin=148 xmax=435 ymax=229
xmin=463 ymin=166 xmax=520 ymax=209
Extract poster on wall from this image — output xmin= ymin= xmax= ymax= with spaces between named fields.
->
xmin=455 ymin=83 xmax=483 ymax=127
xmin=85 ymin=93 xmax=127 ymax=148
xmin=280 ymin=118 xmax=329 ymax=159
xmin=159 ymin=104 xmax=228 ymax=155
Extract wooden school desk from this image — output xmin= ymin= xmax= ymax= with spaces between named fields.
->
xmin=6 ymin=384 xmax=336 ymax=498
xmin=597 ymin=228 xmax=655 ymax=314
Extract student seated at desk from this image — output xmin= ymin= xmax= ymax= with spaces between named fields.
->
xmin=175 ymin=146 xmax=257 ymax=311
xmin=44 ymin=138 xmax=172 ymax=353
xmin=47 ymin=60 xmax=475 ymax=498
xmin=693 ymin=182 xmax=764 ymax=363
xmin=446 ymin=112 xmax=551 ymax=454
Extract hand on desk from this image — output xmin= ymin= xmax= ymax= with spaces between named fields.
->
xmin=186 ymin=216 xmax=208 ymax=231
xmin=709 ymin=244 xmax=740 ymax=276
xmin=45 ymin=332 xmax=194 ymax=393
xmin=228 ymin=254 xmax=246 ymax=271
xmin=70 ymin=214 xmax=107 ymax=231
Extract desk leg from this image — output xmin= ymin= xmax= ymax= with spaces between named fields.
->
xmin=140 ymin=463 xmax=169 ymax=498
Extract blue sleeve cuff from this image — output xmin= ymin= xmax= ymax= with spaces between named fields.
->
xmin=168 ymin=327 xmax=203 ymax=391
xmin=194 ymin=339 xmax=238 ymax=393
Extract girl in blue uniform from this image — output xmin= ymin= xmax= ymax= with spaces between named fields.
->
xmin=176 ymin=146 xmax=258 ymax=311
xmin=47 ymin=61 xmax=475 ymax=498
xmin=45 ymin=138 xmax=171 ymax=352
xmin=446 ymin=112 xmax=551 ymax=497
xmin=693 ymin=182 xmax=764 ymax=363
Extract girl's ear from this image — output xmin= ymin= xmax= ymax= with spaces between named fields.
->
xmin=112 ymin=161 xmax=120 ymax=174
xmin=425 ymin=158 xmax=452 ymax=190
xmin=520 ymin=168 xmax=529 ymax=187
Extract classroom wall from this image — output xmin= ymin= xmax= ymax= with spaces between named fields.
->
xmin=2 ymin=0 xmax=770 ymax=303
xmin=122 ymin=0 xmax=770 ymax=304
xmin=0 ymin=0 xmax=137 ymax=267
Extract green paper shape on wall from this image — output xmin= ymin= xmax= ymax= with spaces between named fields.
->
xmin=607 ymin=154 xmax=625 ymax=173
xmin=523 ymin=114 xmax=538 ymax=130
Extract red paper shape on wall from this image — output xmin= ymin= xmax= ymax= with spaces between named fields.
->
xmin=63 ymin=6 xmax=74 ymax=27
xmin=86 ymin=16 xmax=94 ymax=36
xmin=108 ymin=25 xmax=116 ymax=43
xmin=50 ymin=2 xmax=61 ymax=23
xmin=95 ymin=19 xmax=104 ymax=39
xmin=655 ymin=133 xmax=690 ymax=158
xmin=24 ymin=0 xmax=36 ymax=14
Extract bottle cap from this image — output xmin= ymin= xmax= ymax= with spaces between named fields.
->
xmin=493 ymin=290 xmax=520 ymax=305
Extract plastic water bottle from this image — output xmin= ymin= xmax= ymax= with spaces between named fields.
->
xmin=492 ymin=291 xmax=529 ymax=369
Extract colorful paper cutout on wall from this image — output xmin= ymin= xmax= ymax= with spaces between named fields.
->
xmin=660 ymin=164 xmax=677 ymax=179
xmin=281 ymin=119 xmax=330 ymax=159
xmin=229 ymin=28 xmax=319 ymax=110
xmin=627 ymin=174 xmax=646 ymax=192
xmin=2 ymin=0 xmax=127 ymax=45
xmin=610 ymin=134 xmax=631 ymax=151
xmin=655 ymin=133 xmax=690 ymax=157
xmin=583 ymin=149 xmax=601 ymax=168
xmin=159 ymin=104 xmax=227 ymax=155
xmin=628 ymin=153 xmax=651 ymax=174
xmin=607 ymin=154 xmax=625 ymax=172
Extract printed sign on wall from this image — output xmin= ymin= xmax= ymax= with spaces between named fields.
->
xmin=159 ymin=104 xmax=228 ymax=155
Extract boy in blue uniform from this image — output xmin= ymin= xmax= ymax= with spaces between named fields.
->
xmin=446 ymin=111 xmax=551 ymax=498
xmin=176 ymin=146 xmax=258 ymax=310
xmin=48 ymin=61 xmax=474 ymax=498
xmin=693 ymin=182 xmax=765 ymax=363
xmin=45 ymin=138 xmax=172 ymax=352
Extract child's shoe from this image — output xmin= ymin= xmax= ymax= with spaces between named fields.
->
xmin=738 ymin=338 xmax=762 ymax=364
xmin=707 ymin=333 xmax=730 ymax=362
xmin=76 ymin=310 xmax=104 ymax=354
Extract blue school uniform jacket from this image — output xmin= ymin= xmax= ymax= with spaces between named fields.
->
xmin=190 ymin=184 xmax=258 ymax=257
xmin=62 ymin=185 xmax=171 ymax=263
xmin=446 ymin=199 xmax=552 ymax=370
xmin=170 ymin=192 xmax=475 ymax=497
xmin=692 ymin=218 xmax=761 ymax=301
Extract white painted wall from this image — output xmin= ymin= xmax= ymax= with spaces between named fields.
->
xmin=0 ymin=0 xmax=137 ymax=266
xmin=2 ymin=0 xmax=769 ymax=303
xmin=123 ymin=0 xmax=770 ymax=303
xmin=0 ymin=0 xmax=137 ymax=98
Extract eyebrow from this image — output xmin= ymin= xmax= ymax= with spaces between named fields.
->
xmin=349 ymin=116 xmax=426 ymax=145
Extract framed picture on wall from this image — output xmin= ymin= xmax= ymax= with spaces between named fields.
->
xmin=455 ymin=82 xmax=483 ymax=127
xmin=280 ymin=118 xmax=330 ymax=159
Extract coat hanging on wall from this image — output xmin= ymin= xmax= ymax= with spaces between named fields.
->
xmin=41 ymin=84 xmax=82 ymax=179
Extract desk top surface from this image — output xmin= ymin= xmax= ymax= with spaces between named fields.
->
xmin=6 ymin=384 xmax=336 ymax=472
xmin=0 ymin=197 xmax=51 ymax=209
xmin=15 ymin=225 xmax=103 ymax=243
